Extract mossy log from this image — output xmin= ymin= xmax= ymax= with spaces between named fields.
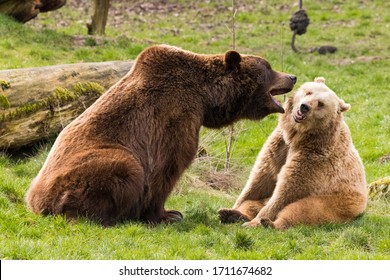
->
xmin=0 ymin=0 xmax=66 ymax=23
xmin=0 ymin=60 xmax=133 ymax=150
xmin=368 ymin=177 xmax=390 ymax=200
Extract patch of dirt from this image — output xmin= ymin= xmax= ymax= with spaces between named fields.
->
xmin=335 ymin=56 xmax=383 ymax=66
xmin=31 ymin=0 xmax=296 ymax=33
xmin=29 ymin=0 xmax=226 ymax=36
xmin=205 ymin=170 xmax=235 ymax=191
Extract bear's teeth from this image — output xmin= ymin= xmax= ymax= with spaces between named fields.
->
xmin=271 ymin=95 xmax=281 ymax=106
xmin=294 ymin=110 xmax=306 ymax=123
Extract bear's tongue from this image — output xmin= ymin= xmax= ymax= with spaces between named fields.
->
xmin=294 ymin=109 xmax=306 ymax=123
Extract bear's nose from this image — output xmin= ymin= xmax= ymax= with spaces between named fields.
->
xmin=300 ymin=103 xmax=310 ymax=113
xmin=288 ymin=75 xmax=297 ymax=84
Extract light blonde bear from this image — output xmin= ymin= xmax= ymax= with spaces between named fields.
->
xmin=218 ymin=77 xmax=367 ymax=230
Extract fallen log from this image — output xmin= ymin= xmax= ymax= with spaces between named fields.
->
xmin=0 ymin=60 xmax=133 ymax=150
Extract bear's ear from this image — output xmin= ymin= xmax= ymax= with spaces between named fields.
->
xmin=224 ymin=50 xmax=241 ymax=71
xmin=314 ymin=77 xmax=326 ymax=84
xmin=339 ymin=99 xmax=351 ymax=113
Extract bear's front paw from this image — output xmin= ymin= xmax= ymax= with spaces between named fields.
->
xmin=162 ymin=210 xmax=183 ymax=224
xmin=260 ymin=218 xmax=275 ymax=229
xmin=218 ymin=208 xmax=250 ymax=223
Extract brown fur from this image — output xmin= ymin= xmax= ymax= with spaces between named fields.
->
xmin=25 ymin=45 xmax=296 ymax=226
xmin=219 ymin=77 xmax=367 ymax=230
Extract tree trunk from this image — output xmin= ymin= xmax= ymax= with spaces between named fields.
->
xmin=0 ymin=0 xmax=66 ymax=23
xmin=87 ymin=0 xmax=110 ymax=35
xmin=0 ymin=60 xmax=133 ymax=150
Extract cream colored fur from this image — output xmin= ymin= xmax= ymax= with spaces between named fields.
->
xmin=218 ymin=77 xmax=367 ymax=229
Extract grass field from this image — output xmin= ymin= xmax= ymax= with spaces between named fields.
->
xmin=0 ymin=0 xmax=389 ymax=260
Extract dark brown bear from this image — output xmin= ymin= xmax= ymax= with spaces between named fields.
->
xmin=25 ymin=45 xmax=296 ymax=226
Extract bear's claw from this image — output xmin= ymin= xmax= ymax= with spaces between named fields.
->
xmin=162 ymin=210 xmax=183 ymax=224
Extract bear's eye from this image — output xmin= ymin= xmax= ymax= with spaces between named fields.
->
xmin=305 ymin=91 xmax=312 ymax=96
xmin=318 ymin=101 xmax=325 ymax=108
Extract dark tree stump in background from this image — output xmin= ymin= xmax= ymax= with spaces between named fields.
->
xmin=87 ymin=0 xmax=110 ymax=35
xmin=0 ymin=0 xmax=66 ymax=23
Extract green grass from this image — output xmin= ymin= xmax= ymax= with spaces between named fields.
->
xmin=1 ymin=145 xmax=389 ymax=260
xmin=0 ymin=0 xmax=389 ymax=259
xmin=1 ymin=150 xmax=389 ymax=260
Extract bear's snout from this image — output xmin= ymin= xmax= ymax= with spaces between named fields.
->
xmin=300 ymin=103 xmax=310 ymax=113
xmin=293 ymin=103 xmax=309 ymax=123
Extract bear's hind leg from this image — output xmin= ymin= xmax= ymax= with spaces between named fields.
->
xmin=89 ymin=179 xmax=144 ymax=226
xmin=55 ymin=174 xmax=144 ymax=226
xmin=267 ymin=194 xmax=367 ymax=230
xmin=54 ymin=151 xmax=145 ymax=226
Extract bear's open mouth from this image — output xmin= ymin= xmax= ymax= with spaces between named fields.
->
xmin=293 ymin=109 xmax=306 ymax=123
xmin=270 ymin=88 xmax=290 ymax=113
xmin=269 ymin=93 xmax=284 ymax=113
